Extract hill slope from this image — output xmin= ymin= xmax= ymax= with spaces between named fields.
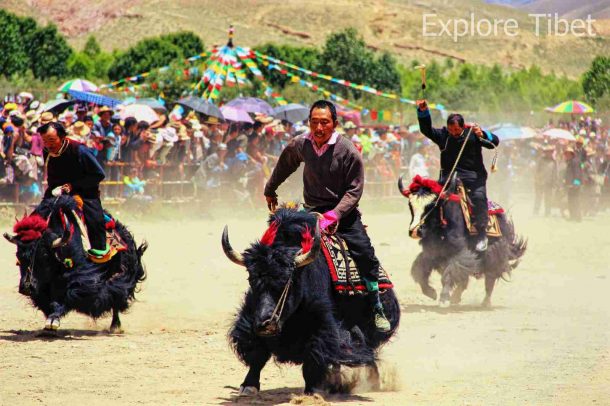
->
xmin=3 ymin=0 xmax=609 ymax=77
xmin=487 ymin=0 xmax=610 ymax=19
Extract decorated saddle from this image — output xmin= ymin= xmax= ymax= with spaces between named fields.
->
xmin=59 ymin=207 xmax=128 ymax=264
xmin=455 ymin=184 xmax=504 ymax=237
xmin=321 ymin=234 xmax=393 ymax=295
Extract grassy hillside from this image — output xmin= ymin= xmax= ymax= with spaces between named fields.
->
xmin=3 ymin=0 xmax=609 ymax=77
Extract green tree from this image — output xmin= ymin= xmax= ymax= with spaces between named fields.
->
xmin=160 ymin=31 xmax=204 ymax=57
xmin=108 ymin=32 xmax=205 ymax=81
xmin=370 ymin=52 xmax=401 ymax=93
xmin=582 ymin=56 xmax=610 ymax=105
xmin=0 ymin=11 xmax=30 ymax=76
xmin=317 ymin=28 xmax=400 ymax=98
xmin=28 ymin=24 xmax=72 ymax=79
xmin=67 ymin=52 xmax=94 ymax=78
xmin=254 ymin=43 xmax=320 ymax=88
xmin=83 ymin=35 xmax=101 ymax=59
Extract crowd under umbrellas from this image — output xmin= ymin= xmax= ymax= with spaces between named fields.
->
xmin=0 ymin=84 xmax=608 ymax=223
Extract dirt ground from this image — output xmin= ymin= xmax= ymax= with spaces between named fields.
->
xmin=1 ymin=194 xmax=609 ymax=405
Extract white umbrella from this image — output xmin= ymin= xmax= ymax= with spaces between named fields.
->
xmin=542 ymin=128 xmax=576 ymax=141
xmin=58 ymin=79 xmax=99 ymax=93
xmin=119 ymin=104 xmax=159 ymax=124
xmin=18 ymin=91 xmax=34 ymax=100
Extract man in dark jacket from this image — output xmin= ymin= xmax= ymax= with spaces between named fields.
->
xmin=264 ymin=100 xmax=391 ymax=332
xmin=39 ymin=121 xmax=108 ymax=259
xmin=416 ymin=99 xmax=499 ymax=251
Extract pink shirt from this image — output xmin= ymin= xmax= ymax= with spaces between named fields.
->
xmin=305 ymin=131 xmax=339 ymax=157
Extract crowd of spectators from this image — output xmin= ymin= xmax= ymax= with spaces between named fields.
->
xmin=0 ymin=94 xmax=609 ymax=221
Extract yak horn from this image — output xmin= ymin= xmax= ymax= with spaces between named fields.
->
xmin=398 ymin=176 xmax=409 ymax=197
xmin=4 ymin=233 xmax=17 ymax=244
xmin=222 ymin=226 xmax=245 ymax=267
xmin=51 ymin=230 xmax=71 ymax=248
xmin=294 ymin=220 xmax=321 ymax=268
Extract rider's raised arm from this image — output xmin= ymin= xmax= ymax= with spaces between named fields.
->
xmin=416 ymin=107 xmax=446 ymax=147
xmin=264 ymin=137 xmax=304 ymax=198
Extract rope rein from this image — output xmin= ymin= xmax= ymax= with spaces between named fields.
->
xmin=268 ymin=270 xmax=293 ymax=324
xmin=412 ymin=127 xmax=473 ymax=230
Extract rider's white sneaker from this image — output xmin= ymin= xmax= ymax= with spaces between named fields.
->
xmin=475 ymin=236 xmax=488 ymax=252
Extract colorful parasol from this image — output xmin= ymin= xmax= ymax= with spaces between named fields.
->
xmin=545 ymin=100 xmax=595 ymax=114
xmin=58 ymin=79 xmax=99 ymax=93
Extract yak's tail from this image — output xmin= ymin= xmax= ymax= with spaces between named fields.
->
xmin=508 ymin=235 xmax=527 ymax=270
xmin=498 ymin=214 xmax=527 ymax=271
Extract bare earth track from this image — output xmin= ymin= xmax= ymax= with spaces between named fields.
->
xmin=0 ymin=195 xmax=609 ymax=405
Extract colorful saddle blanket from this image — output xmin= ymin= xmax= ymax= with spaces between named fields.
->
xmin=321 ymin=234 xmax=393 ymax=295
xmin=59 ymin=209 xmax=127 ymax=263
xmin=456 ymin=185 xmax=504 ymax=237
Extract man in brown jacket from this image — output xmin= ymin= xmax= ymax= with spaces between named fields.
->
xmin=264 ymin=100 xmax=391 ymax=332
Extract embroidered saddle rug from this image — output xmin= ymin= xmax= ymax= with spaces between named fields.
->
xmin=456 ymin=184 xmax=504 ymax=237
xmin=60 ymin=209 xmax=128 ymax=264
xmin=321 ymin=234 xmax=393 ymax=295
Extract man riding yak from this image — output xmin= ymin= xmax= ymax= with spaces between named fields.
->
xmin=4 ymin=120 xmax=147 ymax=331
xmin=264 ymin=99 xmax=391 ymax=332
xmin=41 ymin=121 xmax=109 ymax=261
xmin=415 ymin=99 xmax=499 ymax=251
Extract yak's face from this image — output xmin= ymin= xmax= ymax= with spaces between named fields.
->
xmin=407 ymin=191 xmax=436 ymax=239
xmin=12 ymin=237 xmax=55 ymax=296
xmin=245 ymin=251 xmax=299 ymax=337
xmin=5 ymin=229 xmax=68 ymax=296
xmin=222 ymin=209 xmax=321 ymax=337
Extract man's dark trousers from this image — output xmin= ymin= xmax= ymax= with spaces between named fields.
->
xmin=441 ymin=169 xmax=489 ymax=236
xmin=82 ymin=197 xmax=107 ymax=251
xmin=312 ymin=207 xmax=380 ymax=284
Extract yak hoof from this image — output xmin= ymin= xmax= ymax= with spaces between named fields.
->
xmin=44 ymin=317 xmax=60 ymax=331
xmin=238 ymin=386 xmax=259 ymax=397
xmin=481 ymin=298 xmax=492 ymax=308
xmin=422 ymin=286 xmax=438 ymax=301
xmin=109 ymin=326 xmax=124 ymax=335
xmin=439 ymin=300 xmax=450 ymax=308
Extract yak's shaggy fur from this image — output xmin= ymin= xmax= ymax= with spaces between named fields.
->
xmin=6 ymin=195 xmax=147 ymax=331
xmin=401 ymin=176 xmax=527 ymax=307
xmin=226 ymin=208 xmax=400 ymax=394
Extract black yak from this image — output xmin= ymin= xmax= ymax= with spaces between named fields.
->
xmin=398 ymin=175 xmax=527 ymax=307
xmin=222 ymin=207 xmax=400 ymax=395
xmin=4 ymin=195 xmax=147 ymax=332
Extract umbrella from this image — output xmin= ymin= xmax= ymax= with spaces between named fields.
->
xmin=545 ymin=100 xmax=595 ymax=114
xmin=58 ymin=79 xmax=99 ymax=93
xmin=18 ymin=91 xmax=34 ymax=100
xmin=42 ymin=98 xmax=76 ymax=114
xmin=119 ymin=104 xmax=159 ymax=124
xmin=542 ymin=128 xmax=576 ymax=141
xmin=176 ymin=96 xmax=223 ymax=119
xmin=488 ymin=124 xmax=537 ymax=140
xmin=226 ymin=97 xmax=273 ymax=115
xmin=136 ymin=98 xmax=167 ymax=112
xmin=220 ymin=105 xmax=253 ymax=123
xmin=68 ymin=90 xmax=122 ymax=108
xmin=273 ymin=103 xmax=309 ymax=124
